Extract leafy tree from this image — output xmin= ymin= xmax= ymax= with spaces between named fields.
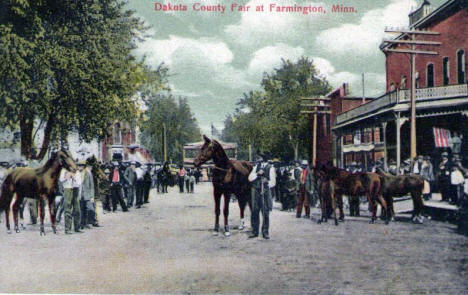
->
xmin=0 ymin=0 xmax=149 ymax=159
xmin=140 ymin=94 xmax=201 ymax=163
xmin=223 ymin=57 xmax=331 ymax=161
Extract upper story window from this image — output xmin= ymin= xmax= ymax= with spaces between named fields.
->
xmin=113 ymin=123 xmax=122 ymax=145
xmin=427 ymin=63 xmax=434 ymax=87
xmin=457 ymin=49 xmax=466 ymax=84
xmin=443 ymin=57 xmax=450 ymax=86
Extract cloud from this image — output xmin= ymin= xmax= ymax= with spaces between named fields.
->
xmin=135 ymin=35 xmax=233 ymax=67
xmin=310 ymin=57 xmax=385 ymax=96
xmin=248 ymin=44 xmax=305 ymax=77
xmin=316 ymin=0 xmax=417 ymax=56
xmin=225 ymin=0 xmax=326 ymax=46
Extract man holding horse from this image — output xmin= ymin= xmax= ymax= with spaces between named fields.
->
xmin=248 ymin=153 xmax=276 ymax=239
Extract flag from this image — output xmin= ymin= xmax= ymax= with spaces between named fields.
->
xmin=433 ymin=127 xmax=451 ymax=148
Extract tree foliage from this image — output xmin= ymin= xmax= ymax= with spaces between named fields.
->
xmin=140 ymin=93 xmax=201 ymax=163
xmin=0 ymin=0 xmax=150 ymax=159
xmin=222 ymin=57 xmax=331 ymax=161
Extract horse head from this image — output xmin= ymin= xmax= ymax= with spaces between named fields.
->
xmin=57 ymin=149 xmax=77 ymax=173
xmin=193 ymin=135 xmax=217 ymax=167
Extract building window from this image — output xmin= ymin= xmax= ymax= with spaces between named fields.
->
xmin=427 ymin=63 xmax=434 ymax=87
xmin=443 ymin=57 xmax=450 ymax=85
xmin=113 ymin=123 xmax=122 ymax=145
xmin=457 ymin=49 xmax=466 ymax=84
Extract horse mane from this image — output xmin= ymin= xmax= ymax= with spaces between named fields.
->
xmin=211 ymin=140 xmax=229 ymax=165
xmin=35 ymin=152 xmax=60 ymax=175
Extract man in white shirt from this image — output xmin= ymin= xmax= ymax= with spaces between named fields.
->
xmin=248 ymin=153 xmax=276 ymax=239
xmin=60 ymin=167 xmax=82 ymax=234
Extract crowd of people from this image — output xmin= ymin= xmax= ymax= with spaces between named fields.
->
xmin=0 ymin=158 xmax=195 ymax=234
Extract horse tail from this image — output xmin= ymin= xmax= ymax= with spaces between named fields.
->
xmin=0 ymin=173 xmax=13 ymax=212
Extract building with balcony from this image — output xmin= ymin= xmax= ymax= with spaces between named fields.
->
xmin=332 ymin=0 xmax=468 ymax=171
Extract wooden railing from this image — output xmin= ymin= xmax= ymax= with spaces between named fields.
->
xmin=336 ymin=84 xmax=468 ymax=125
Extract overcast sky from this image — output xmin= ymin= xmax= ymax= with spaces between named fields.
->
xmin=127 ymin=0 xmax=444 ymax=134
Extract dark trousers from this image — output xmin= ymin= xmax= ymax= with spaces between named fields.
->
xmin=125 ymin=186 xmax=135 ymax=207
xmin=135 ymin=180 xmax=145 ymax=206
xmin=251 ymin=188 xmax=270 ymax=236
xmin=80 ymin=199 xmax=96 ymax=225
xmin=111 ymin=185 xmax=128 ymax=212
xmin=185 ymin=179 xmax=190 ymax=193
xmin=451 ymin=184 xmax=463 ymax=204
xmin=178 ymin=177 xmax=184 ymax=193
xmin=190 ymin=182 xmax=194 ymax=193
xmin=349 ymin=196 xmax=360 ymax=216
xmin=439 ymin=178 xmax=451 ymax=201
xmin=296 ymin=185 xmax=310 ymax=217
xmin=143 ymin=183 xmax=151 ymax=203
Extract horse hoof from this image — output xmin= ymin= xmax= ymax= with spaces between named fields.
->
xmin=224 ymin=231 xmax=231 ymax=237
xmin=334 ymin=220 xmax=339 ymax=226
xmin=20 ymin=224 xmax=26 ymax=230
xmin=15 ymin=228 xmax=20 ymax=233
xmin=7 ymin=229 xmax=11 ymax=234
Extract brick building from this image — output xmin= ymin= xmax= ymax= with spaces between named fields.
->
xmin=332 ymin=0 xmax=468 ymax=171
xmin=101 ymin=121 xmax=153 ymax=163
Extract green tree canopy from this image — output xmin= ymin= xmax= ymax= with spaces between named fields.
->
xmin=140 ymin=94 xmax=201 ymax=163
xmin=222 ymin=57 xmax=331 ymax=161
xmin=0 ymin=0 xmax=152 ymax=159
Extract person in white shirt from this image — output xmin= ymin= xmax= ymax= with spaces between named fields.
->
xmin=248 ymin=153 xmax=276 ymax=240
xmin=60 ymin=167 xmax=82 ymax=234
xmin=134 ymin=162 xmax=145 ymax=208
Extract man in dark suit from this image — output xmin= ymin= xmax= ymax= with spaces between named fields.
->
xmin=109 ymin=161 xmax=128 ymax=212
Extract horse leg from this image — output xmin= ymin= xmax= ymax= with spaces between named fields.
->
xmin=3 ymin=191 xmax=12 ymax=234
xmin=331 ymin=192 xmax=338 ymax=226
xmin=376 ymin=194 xmax=389 ymax=225
xmin=12 ymin=194 xmax=21 ymax=233
xmin=223 ymin=193 xmax=231 ymax=236
xmin=48 ymin=195 xmax=57 ymax=234
xmin=39 ymin=196 xmax=46 ymax=236
xmin=337 ymin=193 xmax=345 ymax=222
xmin=213 ymin=190 xmax=221 ymax=235
xmin=238 ymin=194 xmax=247 ymax=230
xmin=19 ymin=198 xmax=27 ymax=229
xmin=412 ymin=191 xmax=424 ymax=224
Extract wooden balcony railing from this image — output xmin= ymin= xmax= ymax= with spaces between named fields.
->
xmin=336 ymin=84 xmax=468 ymax=125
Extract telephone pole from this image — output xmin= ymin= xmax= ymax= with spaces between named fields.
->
xmin=300 ymin=96 xmax=331 ymax=167
xmin=382 ymin=27 xmax=440 ymax=159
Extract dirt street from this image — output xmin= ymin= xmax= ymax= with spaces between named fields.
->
xmin=0 ymin=182 xmax=467 ymax=294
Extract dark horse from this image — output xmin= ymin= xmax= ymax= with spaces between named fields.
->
xmin=376 ymin=167 xmax=425 ymax=223
xmin=318 ymin=164 xmax=389 ymax=225
xmin=0 ymin=150 xmax=77 ymax=235
xmin=193 ymin=135 xmax=252 ymax=236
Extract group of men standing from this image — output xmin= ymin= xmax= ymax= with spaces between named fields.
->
xmin=248 ymin=154 xmax=318 ymax=240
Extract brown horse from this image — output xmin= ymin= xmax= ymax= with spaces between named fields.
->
xmin=376 ymin=167 xmax=425 ymax=223
xmin=193 ymin=135 xmax=252 ymax=236
xmin=318 ymin=164 xmax=389 ymax=225
xmin=0 ymin=150 xmax=77 ymax=235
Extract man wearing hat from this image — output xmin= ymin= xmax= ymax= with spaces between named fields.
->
xmin=109 ymin=161 xmax=129 ymax=212
xmin=248 ymin=152 xmax=276 ymax=239
xmin=60 ymin=161 xmax=82 ymax=234
xmin=124 ymin=161 xmax=137 ymax=208
xmin=438 ymin=152 xmax=451 ymax=202
xmin=296 ymin=160 xmax=314 ymax=218
xmin=80 ymin=160 xmax=99 ymax=228
xmin=134 ymin=162 xmax=145 ymax=208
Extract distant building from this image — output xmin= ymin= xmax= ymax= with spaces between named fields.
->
xmin=100 ymin=121 xmax=153 ymax=163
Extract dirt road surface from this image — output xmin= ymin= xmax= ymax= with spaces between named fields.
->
xmin=1 ymin=183 xmax=467 ymax=294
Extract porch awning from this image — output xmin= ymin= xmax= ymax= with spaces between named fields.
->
xmin=343 ymin=143 xmax=375 ymax=153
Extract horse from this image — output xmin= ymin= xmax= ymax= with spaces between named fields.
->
xmin=193 ymin=135 xmax=253 ymax=236
xmin=375 ymin=167 xmax=425 ymax=223
xmin=318 ymin=163 xmax=389 ymax=225
xmin=314 ymin=171 xmax=336 ymax=224
xmin=0 ymin=150 xmax=77 ymax=235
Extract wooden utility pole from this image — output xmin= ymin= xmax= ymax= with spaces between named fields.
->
xmin=300 ymin=96 xmax=331 ymax=167
xmin=382 ymin=27 xmax=440 ymax=159
xmin=162 ymin=122 xmax=167 ymax=162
